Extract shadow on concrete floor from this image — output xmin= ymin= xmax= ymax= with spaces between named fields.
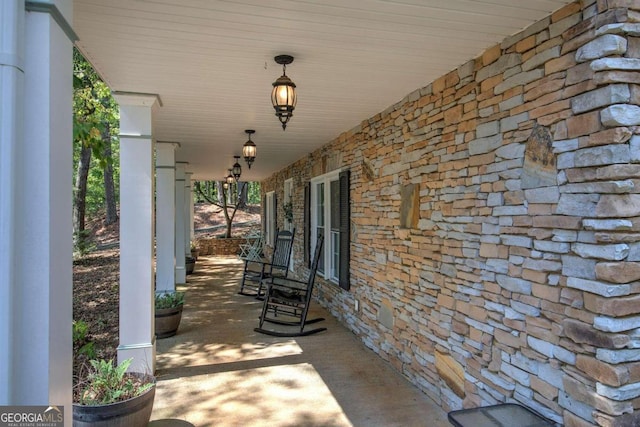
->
xmin=152 ymin=255 xmax=450 ymax=427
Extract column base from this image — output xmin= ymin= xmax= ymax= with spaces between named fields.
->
xmin=117 ymin=339 xmax=156 ymax=375
xmin=175 ymin=267 xmax=186 ymax=285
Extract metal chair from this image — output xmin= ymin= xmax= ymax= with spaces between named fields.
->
xmin=239 ymin=230 xmax=263 ymax=261
xmin=238 ymin=228 xmax=295 ymax=297
xmin=254 ymin=235 xmax=326 ymax=337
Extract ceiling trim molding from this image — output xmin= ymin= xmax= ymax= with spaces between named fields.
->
xmin=113 ymin=91 xmax=163 ymax=108
xmin=25 ymin=1 xmax=78 ymax=42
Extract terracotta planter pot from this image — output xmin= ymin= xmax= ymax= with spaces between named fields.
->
xmin=155 ymin=305 xmax=183 ymax=338
xmin=73 ymin=379 xmax=155 ymax=427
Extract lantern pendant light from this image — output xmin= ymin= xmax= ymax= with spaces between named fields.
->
xmin=242 ymin=129 xmax=256 ymax=169
xmin=232 ymin=156 xmax=242 ymax=181
xmin=226 ymin=169 xmax=234 ymax=185
xmin=271 ymin=55 xmax=297 ymax=130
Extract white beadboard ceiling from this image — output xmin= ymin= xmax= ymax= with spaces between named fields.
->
xmin=73 ymin=0 xmax=572 ymax=182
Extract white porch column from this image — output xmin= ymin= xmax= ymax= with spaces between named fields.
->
xmin=185 ymin=172 xmax=194 ymax=254
xmin=0 ymin=0 xmax=23 ymax=406
xmin=190 ymin=177 xmax=196 ymax=242
xmin=114 ymin=91 xmax=160 ymax=374
xmin=155 ymin=142 xmax=179 ymax=292
xmin=1 ymin=1 xmax=75 ymax=420
xmin=175 ymin=162 xmax=187 ymax=284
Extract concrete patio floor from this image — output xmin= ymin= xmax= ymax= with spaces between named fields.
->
xmin=151 ymin=255 xmax=450 ymax=427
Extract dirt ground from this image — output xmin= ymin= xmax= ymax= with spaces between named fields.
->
xmin=73 ymin=203 xmax=260 ymax=399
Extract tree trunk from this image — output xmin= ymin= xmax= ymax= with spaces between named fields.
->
xmin=103 ymin=124 xmax=118 ymax=225
xmin=217 ymin=181 xmax=225 ymax=204
xmin=221 ymin=186 xmax=232 ymax=238
xmin=73 ymin=144 xmax=92 ymax=234
xmin=237 ymin=182 xmax=247 ymax=208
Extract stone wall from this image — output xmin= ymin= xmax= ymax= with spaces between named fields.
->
xmin=195 ymin=237 xmax=244 ymax=256
xmin=262 ymin=1 xmax=640 ymax=425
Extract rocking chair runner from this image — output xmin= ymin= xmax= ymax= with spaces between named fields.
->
xmin=254 ymin=235 xmax=326 ymax=337
xmin=238 ymin=229 xmax=295 ymax=297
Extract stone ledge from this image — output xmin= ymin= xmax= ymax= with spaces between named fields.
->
xmin=195 ymin=237 xmax=245 ymax=256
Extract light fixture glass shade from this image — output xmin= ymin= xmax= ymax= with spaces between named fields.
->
xmin=232 ymin=156 xmax=242 ymax=180
xmin=226 ymin=170 xmax=234 ymax=185
xmin=243 ymin=130 xmax=256 ymax=168
xmin=271 ymin=55 xmax=296 ymax=130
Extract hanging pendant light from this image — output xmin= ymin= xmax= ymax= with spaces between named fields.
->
xmin=271 ymin=55 xmax=297 ymax=130
xmin=232 ymin=156 xmax=242 ymax=181
xmin=226 ymin=169 xmax=234 ymax=186
xmin=242 ymin=129 xmax=256 ymax=169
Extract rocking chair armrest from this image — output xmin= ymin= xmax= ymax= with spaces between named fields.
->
xmin=250 ymin=259 xmax=290 ymax=274
xmin=268 ymin=276 xmax=307 ymax=292
xmin=245 ymin=257 xmax=270 ymax=268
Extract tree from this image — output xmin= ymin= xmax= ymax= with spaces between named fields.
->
xmin=237 ymin=182 xmax=248 ymax=208
xmin=73 ymin=144 xmax=92 ymax=240
xmin=73 ymin=48 xmax=119 ymax=251
xmin=102 ymin=123 xmax=118 ymax=225
xmin=194 ymin=181 xmax=248 ymax=238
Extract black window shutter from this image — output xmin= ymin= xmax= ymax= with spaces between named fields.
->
xmin=339 ymin=170 xmax=350 ymax=290
xmin=304 ymin=182 xmax=311 ymax=267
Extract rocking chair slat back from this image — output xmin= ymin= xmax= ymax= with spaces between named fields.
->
xmin=238 ymin=228 xmax=295 ymax=297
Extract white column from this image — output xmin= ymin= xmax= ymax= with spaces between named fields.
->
xmin=191 ymin=181 xmax=196 ymax=242
xmin=155 ymin=142 xmax=179 ymax=293
xmin=175 ymin=162 xmax=187 ymax=284
xmin=0 ymin=0 xmax=23 ymax=406
xmin=185 ymin=172 xmax=194 ymax=256
xmin=2 ymin=2 xmax=75 ymax=420
xmin=114 ymin=92 xmax=160 ymax=374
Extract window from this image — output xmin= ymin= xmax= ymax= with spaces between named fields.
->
xmin=308 ymin=170 xmax=350 ymax=289
xmin=264 ymin=191 xmax=276 ymax=246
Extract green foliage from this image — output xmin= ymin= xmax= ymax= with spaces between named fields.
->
xmin=155 ymin=291 xmax=185 ymax=310
xmin=73 ymin=230 xmax=96 ymax=259
xmin=283 ymin=201 xmax=293 ymax=222
xmin=73 ymin=48 xmax=120 ymax=216
xmin=194 ymin=181 xmax=261 ymax=204
xmin=79 ymin=358 xmax=154 ymax=406
xmin=246 ymin=182 xmax=261 ymax=204
xmin=72 ymin=320 xmax=96 ymax=360
xmin=73 ymin=48 xmax=118 ymax=169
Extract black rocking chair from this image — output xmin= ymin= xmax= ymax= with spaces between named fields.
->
xmin=238 ymin=228 xmax=295 ymax=297
xmin=254 ymin=235 xmax=326 ymax=337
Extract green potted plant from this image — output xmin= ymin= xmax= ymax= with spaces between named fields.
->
xmin=185 ymin=254 xmax=196 ymax=275
xmin=73 ymin=358 xmax=155 ymax=427
xmin=190 ymin=240 xmax=199 ymax=261
xmin=155 ymin=290 xmax=185 ymax=338
xmin=283 ymin=201 xmax=293 ymax=224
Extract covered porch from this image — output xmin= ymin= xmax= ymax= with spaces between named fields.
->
xmin=3 ymin=1 xmax=640 ymax=426
xmin=151 ymin=255 xmax=449 ymax=426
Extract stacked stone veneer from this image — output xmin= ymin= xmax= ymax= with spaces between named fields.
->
xmin=262 ymin=1 xmax=640 ymax=425
xmin=195 ymin=237 xmax=243 ymax=256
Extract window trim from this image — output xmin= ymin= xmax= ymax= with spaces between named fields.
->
xmin=265 ymin=191 xmax=276 ymax=246
xmin=310 ymin=169 xmax=345 ymax=285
